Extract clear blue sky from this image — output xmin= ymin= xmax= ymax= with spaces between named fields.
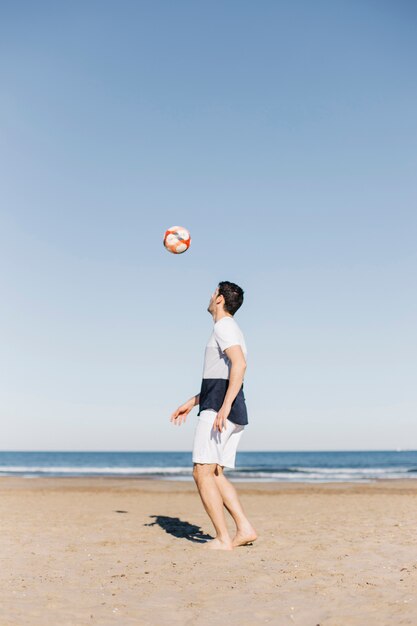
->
xmin=0 ymin=1 xmax=416 ymax=451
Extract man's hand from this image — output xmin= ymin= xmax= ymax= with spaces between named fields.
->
xmin=170 ymin=397 xmax=195 ymax=426
xmin=213 ymin=402 xmax=232 ymax=432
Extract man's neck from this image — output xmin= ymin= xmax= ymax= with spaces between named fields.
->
xmin=213 ymin=311 xmax=233 ymax=323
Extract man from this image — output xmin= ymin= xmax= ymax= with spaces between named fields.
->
xmin=170 ymin=281 xmax=257 ymax=551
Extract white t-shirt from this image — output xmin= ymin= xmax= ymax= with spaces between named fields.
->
xmin=198 ymin=316 xmax=248 ymax=425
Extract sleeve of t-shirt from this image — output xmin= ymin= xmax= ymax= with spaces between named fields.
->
xmin=214 ymin=322 xmax=241 ymax=353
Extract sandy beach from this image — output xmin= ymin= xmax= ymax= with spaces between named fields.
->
xmin=0 ymin=477 xmax=416 ymax=626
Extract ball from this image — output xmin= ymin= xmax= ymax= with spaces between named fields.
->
xmin=163 ymin=226 xmax=191 ymax=254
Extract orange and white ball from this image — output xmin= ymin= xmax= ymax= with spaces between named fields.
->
xmin=163 ymin=226 xmax=191 ymax=254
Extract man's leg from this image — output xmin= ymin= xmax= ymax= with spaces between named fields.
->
xmin=193 ymin=463 xmax=233 ymax=550
xmin=214 ymin=465 xmax=257 ymax=547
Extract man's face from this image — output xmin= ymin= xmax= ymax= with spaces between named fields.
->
xmin=207 ymin=287 xmax=220 ymax=314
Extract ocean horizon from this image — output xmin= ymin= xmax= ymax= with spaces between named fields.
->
xmin=1 ymin=450 xmax=417 ymax=482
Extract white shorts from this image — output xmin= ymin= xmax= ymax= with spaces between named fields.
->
xmin=192 ymin=409 xmax=245 ymax=469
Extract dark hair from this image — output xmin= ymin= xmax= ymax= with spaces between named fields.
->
xmin=217 ymin=281 xmax=244 ymax=315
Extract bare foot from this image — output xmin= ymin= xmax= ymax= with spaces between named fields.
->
xmin=203 ymin=538 xmax=233 ymax=551
xmin=232 ymin=527 xmax=258 ymax=547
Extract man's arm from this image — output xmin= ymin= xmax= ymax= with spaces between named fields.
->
xmin=170 ymin=394 xmax=200 ymax=426
xmin=213 ymin=345 xmax=246 ymax=432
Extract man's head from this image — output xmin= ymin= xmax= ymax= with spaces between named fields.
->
xmin=207 ymin=281 xmax=244 ymax=318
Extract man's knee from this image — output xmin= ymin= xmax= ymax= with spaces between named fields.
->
xmin=193 ymin=463 xmax=216 ymax=483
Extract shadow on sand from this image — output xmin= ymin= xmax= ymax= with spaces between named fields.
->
xmin=145 ymin=515 xmax=213 ymax=543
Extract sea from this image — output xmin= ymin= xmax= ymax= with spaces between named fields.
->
xmin=0 ymin=450 xmax=417 ymax=482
